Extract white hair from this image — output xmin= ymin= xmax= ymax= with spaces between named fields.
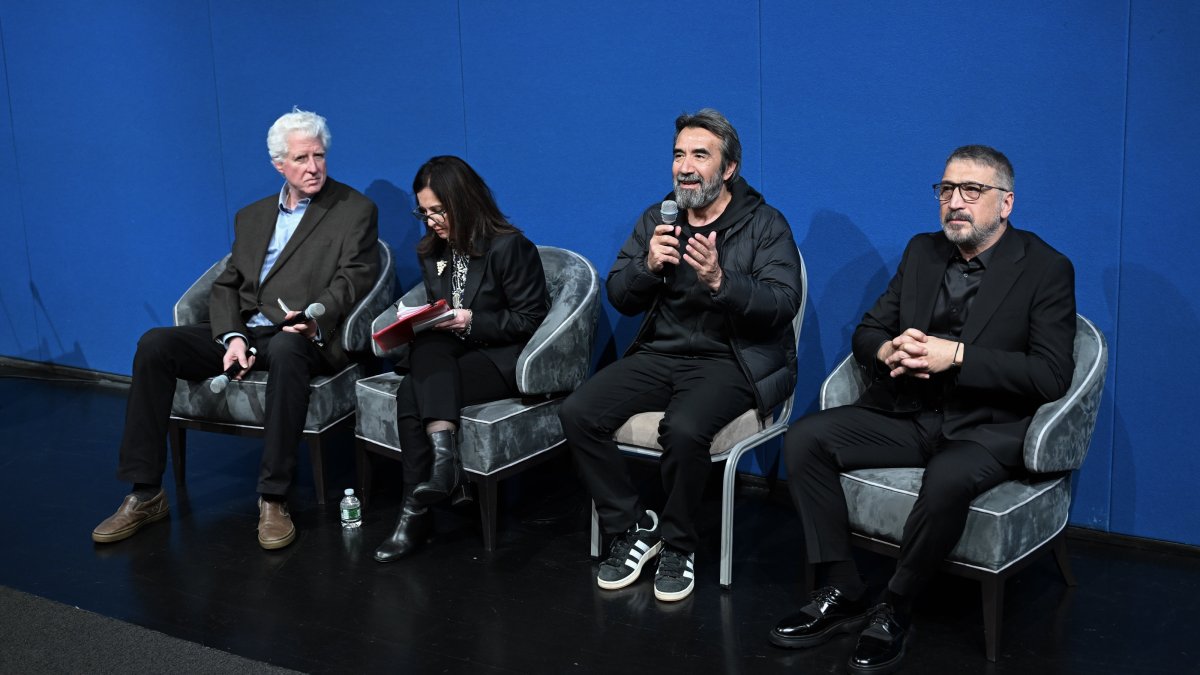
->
xmin=267 ymin=107 xmax=331 ymax=162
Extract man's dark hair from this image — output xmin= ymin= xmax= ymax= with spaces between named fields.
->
xmin=946 ymin=145 xmax=1014 ymax=190
xmin=675 ymin=108 xmax=742 ymax=185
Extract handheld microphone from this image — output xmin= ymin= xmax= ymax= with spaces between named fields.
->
xmin=660 ymin=200 xmax=678 ymax=225
xmin=279 ymin=302 xmax=325 ymax=327
xmin=210 ymin=347 xmax=258 ymax=394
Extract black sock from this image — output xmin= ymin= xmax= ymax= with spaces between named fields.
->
xmin=636 ymin=510 xmax=654 ymax=530
xmin=880 ymin=588 xmax=913 ymax=624
xmin=821 ymin=560 xmax=866 ymax=600
xmin=131 ymin=483 xmax=160 ymax=502
xmin=260 ymin=493 xmax=286 ymax=504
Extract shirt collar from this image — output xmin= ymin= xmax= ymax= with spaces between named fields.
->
xmin=277 ymin=184 xmax=313 ymax=214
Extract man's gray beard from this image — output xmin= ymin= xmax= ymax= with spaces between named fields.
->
xmin=674 ymin=172 xmax=724 ymax=209
xmin=943 ymin=209 xmax=1003 ymax=250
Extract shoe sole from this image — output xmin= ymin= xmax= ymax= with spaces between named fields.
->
xmin=768 ymin=613 xmax=870 ymax=649
xmin=91 ymin=507 xmax=169 ymax=543
xmin=654 ymin=579 xmax=694 ymax=602
xmin=258 ymin=527 xmax=296 ymax=550
xmin=847 ymin=635 xmax=908 ymax=675
xmin=597 ymin=540 xmax=663 ymax=590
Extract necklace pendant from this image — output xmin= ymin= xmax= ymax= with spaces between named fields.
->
xmin=436 ymin=260 xmax=447 ymax=276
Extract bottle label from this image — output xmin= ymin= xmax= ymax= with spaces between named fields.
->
xmin=341 ymin=507 xmax=360 ymax=520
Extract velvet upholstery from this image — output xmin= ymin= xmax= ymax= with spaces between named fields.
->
xmin=167 ymin=242 xmax=395 ymax=504
xmin=817 ymin=313 xmax=1108 ymax=660
xmin=355 ymin=246 xmax=601 ymax=550
xmin=589 ymin=250 xmax=808 ymax=589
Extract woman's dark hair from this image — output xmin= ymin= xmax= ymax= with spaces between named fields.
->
xmin=413 ymin=156 xmax=519 ymax=257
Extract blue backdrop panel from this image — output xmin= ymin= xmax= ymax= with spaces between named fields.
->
xmin=458 ymin=0 xmax=762 ymax=337
xmin=1 ymin=2 xmax=227 ymax=373
xmin=1112 ymin=1 xmax=1200 ymax=544
xmin=207 ymin=0 xmax=466 ymax=291
xmin=759 ymin=1 xmax=1128 ymax=530
xmin=0 ymin=28 xmax=36 ymax=363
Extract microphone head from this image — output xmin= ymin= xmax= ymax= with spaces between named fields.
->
xmin=660 ymin=200 xmax=678 ymax=224
xmin=306 ymin=302 xmax=326 ymax=319
xmin=209 ymin=376 xmax=228 ymax=394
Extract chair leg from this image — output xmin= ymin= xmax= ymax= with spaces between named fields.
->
xmin=589 ymin=501 xmax=601 ymax=558
xmin=719 ymin=456 xmax=738 ymax=589
xmin=355 ymin=439 xmax=373 ymax=507
xmin=307 ymin=433 xmax=326 ymax=505
xmin=1052 ymin=535 xmax=1077 ymax=587
xmin=168 ymin=421 xmax=187 ymax=486
xmin=980 ymin=575 xmax=1004 ymax=662
xmin=476 ymin=476 xmax=498 ymax=552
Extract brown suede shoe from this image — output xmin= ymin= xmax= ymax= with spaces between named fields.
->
xmin=92 ymin=490 xmax=169 ymax=543
xmin=257 ymin=497 xmax=296 ymax=550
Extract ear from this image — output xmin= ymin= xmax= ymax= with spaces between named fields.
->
xmin=1000 ymin=190 xmax=1014 ymax=219
xmin=722 ymin=161 xmax=738 ymax=182
xmin=273 ymin=160 xmax=285 ymax=176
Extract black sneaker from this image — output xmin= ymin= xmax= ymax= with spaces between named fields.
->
xmin=653 ymin=546 xmax=695 ymax=602
xmin=597 ymin=510 xmax=662 ymax=590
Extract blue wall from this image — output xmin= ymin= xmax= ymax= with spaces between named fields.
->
xmin=1 ymin=1 xmax=1195 ymax=547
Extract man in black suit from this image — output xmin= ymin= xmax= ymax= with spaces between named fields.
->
xmin=92 ymin=108 xmax=379 ymax=550
xmin=770 ymin=145 xmax=1075 ymax=672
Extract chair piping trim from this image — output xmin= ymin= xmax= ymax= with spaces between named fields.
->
xmin=459 ymin=396 xmax=561 ymax=424
xmin=354 ymin=436 xmax=565 ymax=477
xmin=1027 ymin=315 xmax=1104 ymax=469
xmin=172 ymin=409 xmax=352 ymax=434
xmin=516 ymin=248 xmax=599 ymax=392
xmin=342 ymin=242 xmax=393 ymax=353
xmin=841 ymin=472 xmax=1066 ymax=517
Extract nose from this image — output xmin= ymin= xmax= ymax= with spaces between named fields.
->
xmin=947 ymin=186 xmax=968 ymax=209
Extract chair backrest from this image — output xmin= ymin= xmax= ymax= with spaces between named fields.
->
xmin=819 ymin=313 xmax=1109 ymax=474
xmin=173 ymin=241 xmax=394 ymax=355
xmin=777 ymin=248 xmax=808 ymax=423
xmin=369 ymin=245 xmax=602 ymax=396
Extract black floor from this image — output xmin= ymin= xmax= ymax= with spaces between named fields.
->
xmin=1 ymin=375 xmax=1197 ymax=674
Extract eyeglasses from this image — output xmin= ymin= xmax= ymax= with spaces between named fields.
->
xmin=932 ymin=182 xmax=1010 ymax=203
xmin=412 ymin=208 xmax=447 ymax=224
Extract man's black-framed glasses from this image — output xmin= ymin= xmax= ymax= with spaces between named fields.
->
xmin=932 ymin=182 xmax=1010 ymax=203
xmin=412 ymin=208 xmax=447 ymax=224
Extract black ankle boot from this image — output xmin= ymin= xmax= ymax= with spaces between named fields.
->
xmin=412 ymin=430 xmax=462 ymax=505
xmin=373 ymin=499 xmax=432 ymax=563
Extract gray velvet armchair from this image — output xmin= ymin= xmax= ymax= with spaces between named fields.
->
xmin=815 ymin=313 xmax=1108 ymax=661
xmin=167 ymin=242 xmax=394 ymax=504
xmin=588 ymin=249 xmax=808 ymax=589
xmin=354 ymin=246 xmax=601 ymax=550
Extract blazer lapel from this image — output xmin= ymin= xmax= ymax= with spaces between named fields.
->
xmin=460 ymin=243 xmax=489 ymax=309
xmin=246 ymin=200 xmax=277 ymax=281
xmin=912 ymin=235 xmax=955 ymax=331
xmin=263 ymin=184 xmax=333 ymax=286
xmin=960 ymin=227 xmax=1027 ymax=342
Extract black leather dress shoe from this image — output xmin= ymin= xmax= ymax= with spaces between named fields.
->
xmin=373 ymin=505 xmax=432 ymax=563
xmin=848 ymin=603 xmax=910 ymax=674
xmin=769 ymin=586 xmax=870 ymax=648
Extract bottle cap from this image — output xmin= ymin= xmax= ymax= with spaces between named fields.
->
xmin=344 ymin=488 xmax=354 ymax=496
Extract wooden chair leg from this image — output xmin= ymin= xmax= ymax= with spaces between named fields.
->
xmin=1052 ymin=535 xmax=1077 ymax=586
xmin=980 ymin=575 xmax=1004 ymax=662
xmin=477 ymin=476 xmax=498 ymax=552
xmin=307 ymin=433 xmax=326 ymax=505
xmin=168 ymin=421 xmax=187 ymax=486
xmin=355 ymin=440 xmax=373 ymax=506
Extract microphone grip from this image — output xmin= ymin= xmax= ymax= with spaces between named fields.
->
xmin=279 ymin=302 xmax=326 ymax=327
xmin=210 ymin=347 xmax=257 ymax=393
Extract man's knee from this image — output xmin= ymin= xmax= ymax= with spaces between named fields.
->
xmin=266 ymin=331 xmax=314 ymax=369
xmin=135 ymin=326 xmax=181 ymax=359
xmin=657 ymin=413 xmax=716 ymax=457
xmin=783 ymin=416 xmax=826 ymax=473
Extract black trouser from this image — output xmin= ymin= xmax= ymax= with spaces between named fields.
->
xmin=116 ymin=323 xmax=334 ymax=496
xmin=395 ymin=332 xmax=518 ymax=485
xmin=560 ymin=352 xmax=756 ymax=553
xmin=784 ymin=405 xmax=1013 ymax=598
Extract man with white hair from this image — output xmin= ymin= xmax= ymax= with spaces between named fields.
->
xmin=93 ymin=108 xmax=379 ymax=550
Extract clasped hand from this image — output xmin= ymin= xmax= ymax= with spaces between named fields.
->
xmin=646 ymin=224 xmax=723 ymax=292
xmin=877 ymin=328 xmax=959 ymax=379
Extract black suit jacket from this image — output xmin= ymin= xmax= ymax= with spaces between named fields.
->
xmin=208 ymin=177 xmax=380 ymax=367
xmin=851 ymin=225 xmax=1076 ymax=466
xmin=419 ymin=232 xmax=550 ymax=383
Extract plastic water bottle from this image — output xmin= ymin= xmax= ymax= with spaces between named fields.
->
xmin=340 ymin=488 xmax=362 ymax=529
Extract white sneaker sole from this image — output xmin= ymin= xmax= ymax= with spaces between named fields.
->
xmin=597 ymin=540 xmax=663 ymax=590
xmin=654 ymin=578 xmax=695 ymax=602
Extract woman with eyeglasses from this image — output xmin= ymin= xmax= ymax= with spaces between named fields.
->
xmin=374 ymin=155 xmax=549 ymax=562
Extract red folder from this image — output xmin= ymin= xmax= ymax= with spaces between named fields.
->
xmin=372 ymin=299 xmax=456 ymax=351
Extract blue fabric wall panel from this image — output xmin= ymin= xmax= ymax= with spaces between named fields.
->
xmin=1112 ymin=1 xmax=1200 ymax=544
xmin=207 ymin=0 xmax=466 ymax=289
xmin=1 ymin=2 xmax=227 ymax=373
xmin=0 ymin=28 xmax=36 ymax=362
xmin=759 ymin=1 xmax=1127 ymax=531
xmin=458 ymin=0 xmax=763 ymax=366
